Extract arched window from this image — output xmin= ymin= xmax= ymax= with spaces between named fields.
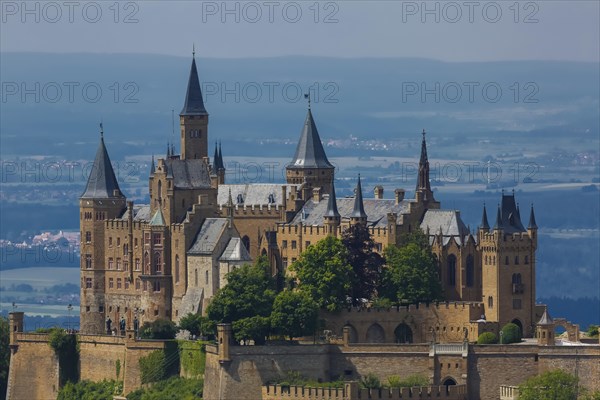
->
xmin=194 ymin=269 xmax=198 ymax=286
xmin=394 ymin=323 xmax=413 ymax=344
xmin=366 ymin=323 xmax=385 ymax=343
xmin=524 ymin=255 xmax=529 ymax=264
xmin=175 ymin=255 xmax=180 ymax=283
xmin=447 ymin=255 xmax=457 ymax=286
xmin=488 ymin=296 xmax=493 ymax=308
xmin=466 ymin=255 xmax=474 ymax=287
xmin=512 ymin=273 xmax=522 ymax=284
xmin=342 ymin=324 xmax=358 ymax=344
xmin=144 ymin=251 xmax=150 ymax=274
xmin=242 ymin=236 xmax=250 ymax=252
xmin=154 ymin=252 xmax=162 ymax=273
xmin=515 ymin=256 xmax=519 ymax=265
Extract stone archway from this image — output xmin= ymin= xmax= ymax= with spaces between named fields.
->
xmin=343 ymin=324 xmax=358 ymax=343
xmin=511 ymin=318 xmax=523 ymax=338
xmin=366 ymin=323 xmax=385 ymax=343
xmin=443 ymin=377 xmax=457 ymax=388
xmin=394 ymin=323 xmax=413 ymax=344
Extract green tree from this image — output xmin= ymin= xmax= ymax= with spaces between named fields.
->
xmin=0 ymin=317 xmax=10 ymax=400
xmin=586 ymin=324 xmax=598 ymax=338
xmin=207 ymin=256 xmax=276 ymax=325
xmin=341 ymin=224 xmax=384 ymax=303
xmin=500 ymin=323 xmax=522 ymax=344
xmin=518 ymin=370 xmax=580 ymax=400
xmin=290 ymin=236 xmax=353 ymax=312
xmin=178 ymin=313 xmax=209 ymax=337
xmin=271 ymin=290 xmax=319 ymax=340
xmin=57 ymin=380 xmax=121 ymax=400
xmin=48 ymin=328 xmax=79 ymax=385
xmin=381 ymin=231 xmax=442 ymax=304
xmin=139 ymin=319 xmax=177 ymax=340
xmin=126 ymin=376 xmax=203 ymax=400
xmin=232 ymin=316 xmax=271 ymax=345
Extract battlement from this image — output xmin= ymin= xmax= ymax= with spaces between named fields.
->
xmin=262 ymin=383 xmax=467 ymax=400
xmin=339 ymin=301 xmax=483 ymax=314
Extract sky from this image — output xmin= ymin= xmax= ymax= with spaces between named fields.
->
xmin=1 ymin=1 xmax=599 ymax=62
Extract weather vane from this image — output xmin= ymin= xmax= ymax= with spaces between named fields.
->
xmin=304 ymin=93 xmax=311 ymax=109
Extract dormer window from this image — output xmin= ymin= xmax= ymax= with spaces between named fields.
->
xmin=268 ymin=194 xmax=276 ymax=204
xmin=237 ymin=194 xmax=244 ymax=204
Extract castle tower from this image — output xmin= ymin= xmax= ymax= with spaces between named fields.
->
xmin=350 ymin=175 xmax=367 ymax=227
xmin=80 ymin=124 xmax=127 ymax=334
xmin=479 ymin=193 xmax=537 ymax=337
xmin=180 ymin=52 xmax=209 ymax=160
xmin=286 ymin=106 xmax=334 ymax=196
xmin=536 ymin=309 xmax=555 ymax=346
xmin=323 ymin=181 xmax=340 ymax=236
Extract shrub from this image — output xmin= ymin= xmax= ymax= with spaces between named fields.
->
xmin=139 ymin=350 xmax=167 ymax=384
xmin=586 ymin=325 xmax=599 ymax=338
xmin=518 ymin=370 xmax=579 ymax=400
xmin=126 ymin=376 xmax=203 ymax=400
xmin=48 ymin=328 xmax=79 ymax=385
xmin=140 ymin=319 xmax=177 ymax=340
xmin=57 ymin=380 xmax=121 ymax=400
xmin=360 ymin=373 xmax=381 ymax=389
xmin=500 ymin=323 xmax=522 ymax=344
xmin=477 ymin=332 xmax=498 ymax=344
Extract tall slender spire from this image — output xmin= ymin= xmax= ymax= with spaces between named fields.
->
xmin=416 ymin=129 xmax=432 ymax=194
xmin=351 ymin=175 xmax=367 ymax=219
xmin=493 ymin=204 xmax=503 ymax=230
xmin=324 ymin=181 xmax=340 ymax=218
xmin=150 ymin=155 xmax=155 ymax=176
xmin=481 ymin=203 xmax=490 ymax=230
xmin=213 ymin=141 xmax=219 ymax=172
xmin=81 ymin=125 xmax=122 ymax=199
xmin=180 ymin=54 xmax=207 ymax=116
xmin=217 ymin=141 xmax=224 ymax=170
xmin=528 ymin=204 xmax=538 ymax=229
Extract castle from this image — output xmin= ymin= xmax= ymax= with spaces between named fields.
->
xmin=79 ymin=54 xmax=540 ymax=339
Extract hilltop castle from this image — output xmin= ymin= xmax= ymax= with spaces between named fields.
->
xmin=79 ymin=55 xmax=539 ymax=339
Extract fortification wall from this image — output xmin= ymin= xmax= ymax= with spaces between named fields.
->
xmin=122 ymin=340 xmax=167 ymax=395
xmin=79 ymin=335 xmax=126 ymax=383
xmin=6 ymin=333 xmax=59 ymax=400
xmin=538 ymin=346 xmax=600 ymax=392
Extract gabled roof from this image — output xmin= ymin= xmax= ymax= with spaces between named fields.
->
xmin=188 ymin=218 xmax=229 ymax=255
xmin=289 ymin=197 xmax=410 ymax=228
xmin=420 ymin=210 xmax=470 ymax=246
xmin=219 ymin=237 xmax=251 ymax=262
xmin=180 ymin=57 xmax=208 ymax=116
xmin=81 ymin=135 xmax=123 ymax=199
xmin=164 ymin=159 xmax=212 ymax=189
xmin=288 ymin=109 xmax=333 ymax=169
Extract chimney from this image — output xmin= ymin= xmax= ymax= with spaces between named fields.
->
xmin=394 ymin=189 xmax=405 ymax=204
xmin=374 ymin=185 xmax=384 ymax=199
xmin=313 ymin=187 xmax=323 ymax=203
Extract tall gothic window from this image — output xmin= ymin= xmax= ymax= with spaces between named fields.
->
xmin=466 ymin=255 xmax=474 ymax=287
xmin=447 ymin=255 xmax=457 ymax=286
xmin=175 ymin=255 xmax=180 ymax=283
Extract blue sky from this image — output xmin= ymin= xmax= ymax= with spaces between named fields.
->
xmin=1 ymin=1 xmax=598 ymax=61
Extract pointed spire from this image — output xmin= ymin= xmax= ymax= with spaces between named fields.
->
xmin=217 ymin=141 xmax=224 ymax=170
xmin=493 ymin=204 xmax=503 ymax=230
xmin=288 ymin=108 xmax=333 ymax=169
xmin=528 ymin=204 xmax=538 ymax=229
xmin=481 ymin=203 xmax=490 ymax=230
xmin=351 ymin=175 xmax=367 ymax=219
xmin=167 ymin=142 xmax=171 ymax=158
xmin=537 ymin=309 xmax=553 ymax=325
xmin=180 ymin=55 xmax=208 ymax=116
xmin=213 ymin=141 xmax=219 ymax=172
xmin=150 ymin=155 xmax=155 ymax=176
xmin=227 ymin=188 xmax=234 ymax=227
xmin=416 ymin=129 xmax=432 ymax=193
xmin=81 ymin=126 xmax=123 ymax=199
xmin=324 ymin=181 xmax=340 ymax=218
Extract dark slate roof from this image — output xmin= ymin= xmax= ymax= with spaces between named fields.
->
xmin=219 ymin=237 xmax=252 ymax=262
xmin=81 ymin=136 xmax=123 ymax=199
xmin=500 ymin=194 xmax=526 ymax=233
xmin=288 ymin=109 xmax=333 ymax=169
xmin=180 ymin=57 xmax=208 ymax=116
xmin=493 ymin=205 xmax=503 ymax=230
xmin=120 ymin=204 xmax=151 ymax=222
xmin=528 ymin=205 xmax=538 ymax=229
xmin=351 ymin=176 xmax=367 ymax=219
xmin=188 ymin=218 xmax=228 ymax=255
xmin=289 ymin=198 xmax=410 ymax=228
xmin=164 ymin=159 xmax=211 ymax=189
xmin=217 ymin=184 xmax=299 ymax=207
xmin=150 ymin=156 xmax=155 ymax=177
xmin=481 ymin=204 xmax=490 ymax=230
xmin=217 ymin=142 xmax=224 ymax=170
xmin=421 ymin=210 xmax=470 ymax=246
xmin=324 ymin=182 xmax=340 ymax=218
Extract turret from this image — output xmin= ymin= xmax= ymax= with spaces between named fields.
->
xmin=180 ymin=50 xmax=209 ymax=160
xmin=536 ymin=309 xmax=555 ymax=346
xmin=323 ymin=181 xmax=341 ymax=236
xmin=415 ymin=129 xmax=434 ymax=203
xmin=350 ymin=175 xmax=367 ymax=226
xmin=528 ymin=204 xmax=538 ymax=249
xmin=480 ymin=203 xmax=490 ymax=232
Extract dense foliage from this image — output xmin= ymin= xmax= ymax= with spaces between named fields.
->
xmin=500 ymin=323 xmax=522 ymax=344
xmin=232 ymin=316 xmax=271 ymax=345
xmin=360 ymin=373 xmax=382 ymax=389
xmin=127 ymin=376 xmax=203 ymax=400
xmin=341 ymin=224 xmax=384 ymax=302
xmin=477 ymin=332 xmax=498 ymax=344
xmin=0 ymin=317 xmax=9 ymax=400
xmin=270 ymin=290 xmax=319 ymax=340
xmin=48 ymin=328 xmax=79 ymax=385
xmin=518 ymin=370 xmax=580 ymax=400
xmin=386 ymin=374 xmax=429 ymax=388
xmin=139 ymin=344 xmax=180 ymax=385
xmin=381 ymin=232 xmax=442 ymax=304
xmin=178 ymin=313 xmax=211 ymax=337
xmin=290 ymin=236 xmax=353 ymax=312
xmin=177 ymin=340 xmax=206 ymax=378
xmin=57 ymin=380 xmax=121 ymax=400
xmin=139 ymin=319 xmax=177 ymax=340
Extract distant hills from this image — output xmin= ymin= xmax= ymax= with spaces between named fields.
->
xmin=1 ymin=53 xmax=598 ymax=159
